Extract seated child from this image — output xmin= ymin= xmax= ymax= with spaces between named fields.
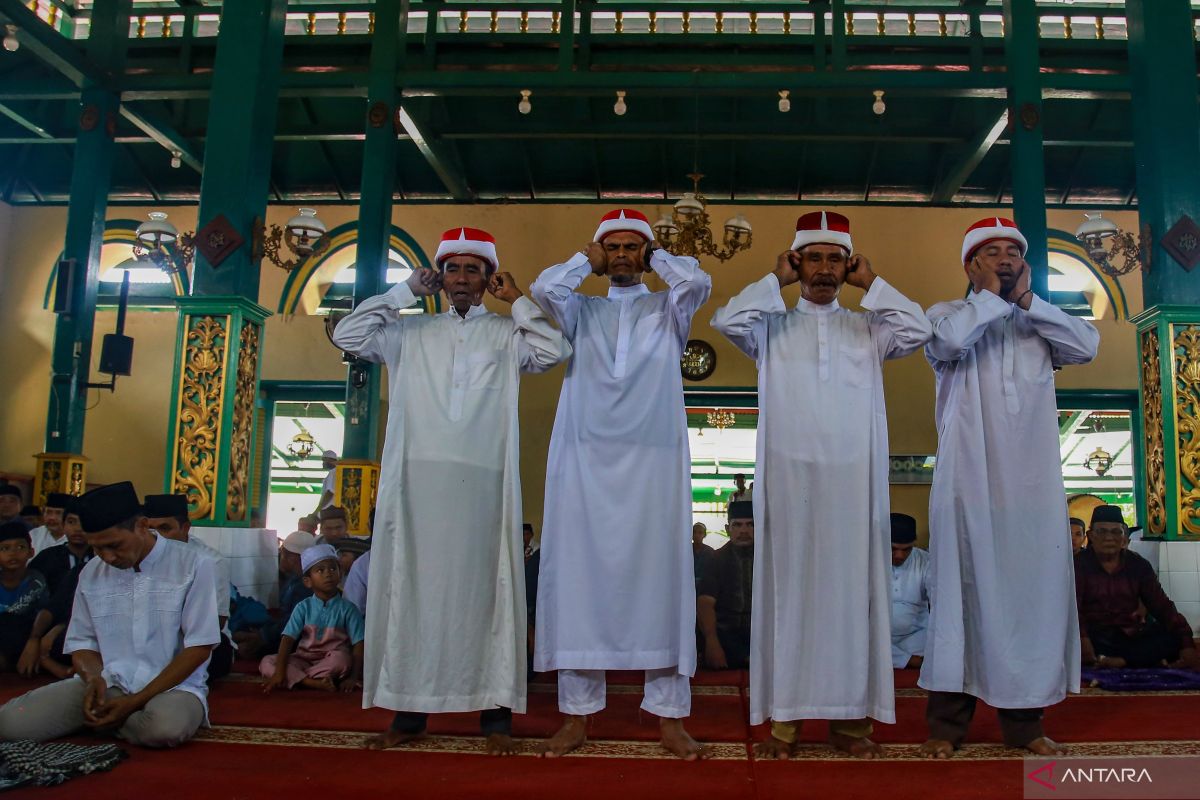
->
xmin=0 ymin=521 xmax=49 ymax=674
xmin=260 ymin=544 xmax=364 ymax=693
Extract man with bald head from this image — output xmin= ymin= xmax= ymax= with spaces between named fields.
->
xmin=532 ymin=208 xmax=711 ymax=760
xmin=713 ymin=211 xmax=931 ymax=760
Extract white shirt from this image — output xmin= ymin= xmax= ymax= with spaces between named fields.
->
xmin=891 ymin=547 xmax=931 ymax=668
xmin=344 ymin=549 xmax=370 ymax=615
xmin=321 ymin=470 xmax=336 ymax=508
xmin=919 ymin=290 xmax=1099 ymax=708
xmin=333 ymin=281 xmax=570 ymax=714
xmin=532 ymin=250 xmax=711 ymax=674
xmin=30 ymin=525 xmax=65 ymax=556
xmin=188 ymin=538 xmax=231 ymax=623
xmin=65 ymin=535 xmax=221 ymax=716
xmin=712 ymin=273 xmax=931 ymax=724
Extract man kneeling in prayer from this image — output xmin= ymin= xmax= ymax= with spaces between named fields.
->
xmin=1076 ymin=505 xmax=1199 ymax=672
xmin=0 ymin=482 xmax=219 ymax=748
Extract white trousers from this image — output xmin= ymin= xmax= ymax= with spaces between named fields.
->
xmin=558 ymin=668 xmax=691 ymax=719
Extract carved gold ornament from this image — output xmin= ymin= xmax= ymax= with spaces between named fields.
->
xmin=1173 ymin=326 xmax=1200 ymax=535
xmin=226 ymin=321 xmax=260 ymax=522
xmin=341 ymin=467 xmax=363 ymax=526
xmin=1143 ymin=329 xmax=1166 ymax=536
xmin=171 ymin=315 xmax=229 ymax=521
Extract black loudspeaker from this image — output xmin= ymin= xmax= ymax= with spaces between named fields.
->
xmin=53 ymin=259 xmax=76 ymax=315
xmin=98 ymin=334 xmax=134 ymax=376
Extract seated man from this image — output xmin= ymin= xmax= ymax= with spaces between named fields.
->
xmin=30 ymin=501 xmax=93 ymax=594
xmin=29 ymin=493 xmax=71 ymax=555
xmin=0 ymin=486 xmax=25 ymax=526
xmin=1070 ymin=517 xmax=1087 ymax=556
xmin=697 ymin=501 xmax=754 ymax=670
xmin=0 ymin=482 xmax=220 ymax=748
xmin=335 ymin=537 xmax=370 ymax=583
xmin=890 ymin=513 xmax=931 ymax=669
xmin=1077 ymin=505 xmax=1199 ymax=671
xmin=692 ymin=522 xmax=714 ymax=590
xmin=314 ymin=506 xmax=349 ymax=548
xmin=343 ymin=547 xmax=371 ymax=617
xmin=0 ymin=522 xmax=48 ymax=675
xmin=20 ymin=506 xmax=42 ymax=529
xmin=144 ymin=494 xmax=234 ymax=681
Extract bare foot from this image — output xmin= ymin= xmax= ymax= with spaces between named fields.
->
xmin=364 ymin=729 xmax=425 ymax=750
xmin=300 ymin=677 xmax=337 ymax=692
xmin=829 ymin=731 xmax=884 ymax=760
xmin=753 ymin=736 xmax=794 ymax=760
xmin=1096 ymin=656 xmax=1126 ymax=669
xmin=485 ymin=733 xmax=520 ymax=756
xmin=918 ymin=739 xmax=955 ymax=759
xmin=659 ymin=718 xmax=705 ymax=761
xmin=539 ymin=716 xmax=587 ymax=758
xmin=1024 ymin=737 xmax=1067 ymax=756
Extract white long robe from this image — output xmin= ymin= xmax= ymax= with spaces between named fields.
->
xmin=332 ymin=282 xmax=570 ymax=713
xmin=891 ymin=547 xmax=931 ymax=668
xmin=918 ymin=290 xmax=1098 ymax=709
xmin=532 ymin=250 xmax=710 ymax=674
xmin=712 ymin=274 xmax=931 ymax=725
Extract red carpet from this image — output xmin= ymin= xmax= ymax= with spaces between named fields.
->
xmin=1 ymin=668 xmax=1197 ymax=800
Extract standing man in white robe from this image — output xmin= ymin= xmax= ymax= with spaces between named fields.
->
xmin=332 ymin=227 xmax=570 ymax=756
xmin=918 ymin=217 xmax=1099 ymax=759
xmin=532 ymin=208 xmax=711 ymax=760
xmin=889 ymin=513 xmax=930 ymax=669
xmin=711 ymin=211 xmax=931 ymax=760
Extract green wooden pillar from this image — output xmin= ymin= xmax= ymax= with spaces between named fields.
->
xmin=164 ymin=0 xmax=286 ymax=525
xmin=42 ymin=0 xmax=132 ymax=481
xmin=1126 ymin=0 xmax=1200 ymax=541
xmin=336 ymin=0 xmax=409 ymax=534
xmin=1002 ymin=0 xmax=1048 ymax=299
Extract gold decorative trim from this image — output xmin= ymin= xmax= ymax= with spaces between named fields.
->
xmin=196 ymin=725 xmax=747 ymax=760
xmin=1144 ymin=328 xmax=1167 ymax=536
xmin=193 ymin=726 xmax=1200 ymax=762
xmin=171 ymin=315 xmax=229 ymax=521
xmin=226 ymin=321 xmax=260 ymax=522
xmin=32 ymin=453 xmax=88 ymax=506
xmin=1173 ymin=325 xmax=1200 ymax=534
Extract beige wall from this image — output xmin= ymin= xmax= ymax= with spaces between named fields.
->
xmin=0 ymin=203 xmax=1143 ymax=539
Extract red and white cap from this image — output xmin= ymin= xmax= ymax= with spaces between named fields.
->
xmin=961 ymin=217 xmax=1028 ymax=264
xmin=435 ymin=227 xmax=499 ymax=271
xmin=791 ymin=211 xmax=852 ymax=253
xmin=594 ymin=209 xmax=654 ymax=243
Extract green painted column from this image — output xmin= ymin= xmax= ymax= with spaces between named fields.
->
xmin=1002 ymin=0 xmax=1048 ymax=299
xmin=164 ymin=0 xmax=286 ymax=524
xmin=1126 ymin=0 xmax=1200 ymax=541
xmin=191 ymin=0 xmax=287 ymax=298
xmin=342 ymin=0 xmax=407 ymax=464
xmin=41 ymin=0 xmax=132 ymax=495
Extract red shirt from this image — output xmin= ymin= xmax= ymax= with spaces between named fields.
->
xmin=1074 ymin=548 xmax=1195 ymax=650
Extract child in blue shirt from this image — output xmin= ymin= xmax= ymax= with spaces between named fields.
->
xmin=260 ymin=544 xmax=365 ymax=692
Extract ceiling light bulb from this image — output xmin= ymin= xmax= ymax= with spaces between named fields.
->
xmin=613 ymin=90 xmax=627 ymax=117
xmin=518 ymin=89 xmax=532 ymax=115
xmin=777 ymin=90 xmax=791 ymax=113
xmin=872 ymin=90 xmax=886 ymax=116
xmin=170 ymin=150 xmax=182 ymax=169
xmin=2 ymin=25 xmax=18 ymax=53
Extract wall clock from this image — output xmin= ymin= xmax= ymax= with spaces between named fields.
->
xmin=681 ymin=339 xmax=717 ymax=381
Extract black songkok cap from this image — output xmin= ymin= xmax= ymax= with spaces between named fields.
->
xmin=44 ymin=493 xmax=73 ymax=510
xmin=143 ymin=493 xmax=189 ymax=520
xmin=890 ymin=513 xmax=918 ymax=544
xmin=0 ymin=520 xmax=31 ymax=544
xmin=1090 ymin=505 xmax=1127 ymax=528
xmin=727 ymin=500 xmax=753 ymax=521
xmin=76 ymin=482 xmax=143 ymax=534
xmin=0 ymin=485 xmax=21 ymax=499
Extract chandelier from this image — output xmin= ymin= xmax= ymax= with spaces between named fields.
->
xmin=653 ymin=174 xmax=752 ymax=263
xmin=1074 ymin=213 xmax=1149 ymax=278
xmin=287 ymin=430 xmax=317 ymax=460
xmin=1083 ymin=446 xmax=1113 ymax=477
xmin=706 ymin=408 xmax=736 ymax=430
